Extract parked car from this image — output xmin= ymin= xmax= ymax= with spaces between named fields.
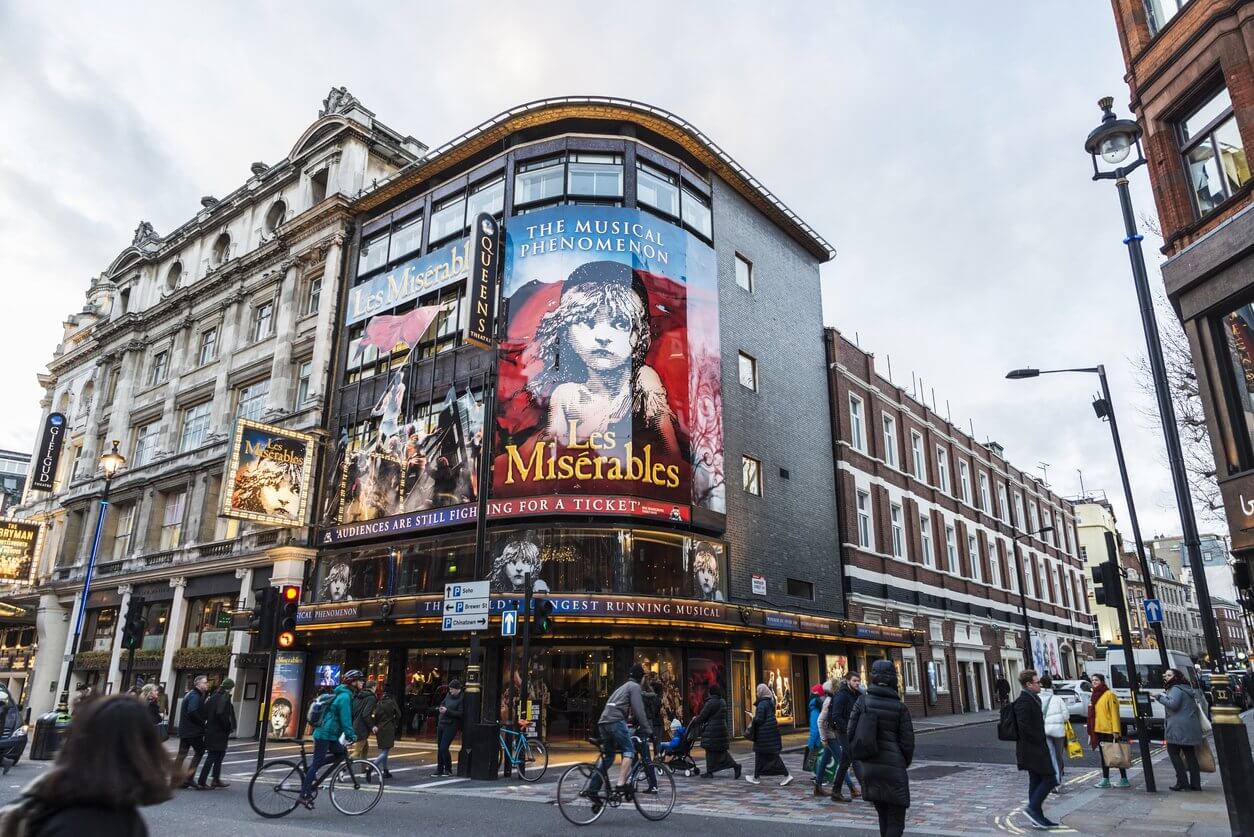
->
xmin=1051 ymin=679 xmax=1092 ymax=722
xmin=1227 ymin=673 xmax=1251 ymax=710
xmin=0 ymin=684 xmax=26 ymax=774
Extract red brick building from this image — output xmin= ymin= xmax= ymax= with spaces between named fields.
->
xmin=825 ymin=330 xmax=1097 ymax=717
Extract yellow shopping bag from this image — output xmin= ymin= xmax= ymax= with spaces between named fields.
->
xmin=1064 ymin=720 xmax=1083 ymax=759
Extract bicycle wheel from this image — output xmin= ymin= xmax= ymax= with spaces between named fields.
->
xmin=556 ymin=763 xmax=607 ymax=826
xmin=518 ymin=738 xmax=548 ymax=783
xmin=631 ymin=760 xmax=675 ymax=821
xmin=329 ymin=758 xmax=385 ymax=816
xmin=248 ymin=759 xmax=305 ymax=819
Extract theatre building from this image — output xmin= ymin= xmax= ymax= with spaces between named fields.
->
xmin=292 ymin=98 xmax=916 ymax=741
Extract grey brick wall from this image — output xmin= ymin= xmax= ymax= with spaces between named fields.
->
xmin=711 ymin=179 xmax=843 ymax=616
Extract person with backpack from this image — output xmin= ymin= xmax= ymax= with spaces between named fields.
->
xmin=1038 ymin=675 xmax=1069 ymax=792
xmin=814 ymin=676 xmax=862 ymax=800
xmin=350 ymin=677 xmax=377 ymax=761
xmin=847 ymin=660 xmax=913 ymax=837
xmin=196 ymin=678 xmax=236 ymax=790
xmin=1010 ymin=669 xmax=1058 ymax=829
xmin=174 ymin=674 xmax=209 ymax=789
xmin=299 ymin=669 xmax=360 ymax=808
xmin=371 ymin=687 xmax=402 ymax=779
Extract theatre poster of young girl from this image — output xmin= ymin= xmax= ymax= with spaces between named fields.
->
xmin=494 ymin=206 xmax=724 ymax=515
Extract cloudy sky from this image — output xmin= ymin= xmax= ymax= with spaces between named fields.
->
xmin=0 ymin=2 xmax=1204 ymax=539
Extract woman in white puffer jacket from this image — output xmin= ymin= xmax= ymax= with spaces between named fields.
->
xmin=1039 ymin=675 xmax=1070 ymax=792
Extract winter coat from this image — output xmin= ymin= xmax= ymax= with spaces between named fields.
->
xmin=1090 ymin=688 xmax=1121 ymax=743
xmin=808 ymin=695 xmax=822 ymax=741
xmin=145 ymin=699 xmax=161 ymax=726
xmin=692 ymin=694 xmax=729 ymax=752
xmin=1012 ymin=690 xmax=1053 ymax=776
xmin=176 ymin=689 xmax=207 ymax=739
xmin=847 ymin=683 xmax=915 ymax=808
xmin=314 ymin=684 xmax=356 ymax=743
xmin=351 ymin=688 xmax=377 ymax=739
xmin=750 ymin=697 xmax=782 ymax=755
xmin=830 ymin=684 xmax=859 ymax=737
xmin=371 ymin=693 xmax=402 ymax=750
xmin=1156 ymin=683 xmax=1204 ymax=747
xmin=641 ymin=687 xmax=663 ymax=742
xmin=437 ymin=691 xmax=464 ymax=729
xmin=203 ymin=690 xmax=236 ymax=751
xmin=29 ymin=805 xmax=147 ymax=837
xmin=1039 ymin=688 xmax=1068 ymax=739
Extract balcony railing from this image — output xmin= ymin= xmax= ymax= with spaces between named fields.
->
xmin=46 ymin=529 xmax=290 ymax=585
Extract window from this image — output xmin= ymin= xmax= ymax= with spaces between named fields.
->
xmin=303 ymin=277 xmax=322 ymax=316
xmin=309 ymin=169 xmax=329 ymax=204
xmin=138 ymin=601 xmax=171 ymax=651
xmin=1144 ymin=0 xmax=1188 ymax=35
xmin=1217 ymin=301 xmax=1254 ymax=462
xmin=264 ymin=200 xmax=285 ymax=234
xmin=389 ymin=215 xmax=423 ymax=261
xmin=252 ymin=301 xmax=275 ymax=342
xmin=133 ymin=423 xmax=160 ymax=467
xmin=786 ymin=578 xmax=814 ymax=600
xmin=179 ymin=402 xmax=211 ymax=452
xmin=1039 ymin=559 xmax=1050 ymax=602
xmin=742 ymin=455 xmax=762 ymax=496
xmin=1178 ymin=87 xmax=1249 ymax=218
xmin=856 ymin=490 xmax=873 ymax=549
xmin=184 ymin=596 xmax=235 ymax=648
xmin=738 ymin=352 xmax=758 ymax=391
xmin=920 ymin=514 xmax=934 ymax=568
xmin=1029 ymin=502 xmax=1041 ymax=535
xmin=236 ymin=379 xmax=270 ymax=421
xmin=989 ymin=541 xmax=1002 ymax=588
xmin=514 ymin=156 xmax=565 ymax=206
xmin=358 ymin=229 xmax=389 ymax=275
xmin=849 ymin=395 xmax=866 ymax=451
xmin=566 ymin=154 xmax=622 ymax=199
xmin=890 ymin=503 xmax=904 ymax=558
xmin=428 ymin=193 xmax=466 ymax=244
xmin=932 ymin=653 xmax=948 ymax=692
xmin=997 ymin=482 xmax=1010 ymax=523
xmin=1043 ymin=511 xmax=1055 ymax=545
xmin=681 ymin=184 xmax=712 ymax=239
xmin=1024 ymin=554 xmax=1036 ymax=598
xmin=882 ymin=415 xmax=898 ymax=467
xmin=911 ymin=430 xmax=925 ymax=479
xmin=296 ymin=360 xmax=313 ymax=405
xmin=936 ymin=446 xmax=951 ymax=493
xmin=979 ymin=472 xmax=991 ymax=512
xmin=945 ymin=524 xmax=958 ymax=573
xmin=735 ymin=254 xmax=753 ymax=292
xmin=958 ymin=460 xmax=972 ymax=504
xmin=1013 ymin=492 xmax=1026 ymax=530
xmin=467 ymin=176 xmax=506 ymax=221
xmin=165 ymin=261 xmax=182 ymax=291
xmin=902 ymin=649 xmax=920 ymax=694
xmin=148 ymin=350 xmax=169 ymax=386
xmin=111 ymin=503 xmax=135 ymax=561
xmin=968 ymin=533 xmax=981 ymax=581
xmin=637 ymin=161 xmax=679 ymax=217
xmin=211 ymin=233 xmax=230 ymax=266
xmin=197 ymin=328 xmax=218 ymax=366
xmin=159 ymin=490 xmax=186 ymax=550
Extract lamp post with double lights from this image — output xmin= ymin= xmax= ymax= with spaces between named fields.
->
xmin=1006 ymin=364 xmax=1170 ymax=670
xmin=1010 ymin=526 xmax=1052 ymax=670
xmin=56 ymin=440 xmax=126 ymax=714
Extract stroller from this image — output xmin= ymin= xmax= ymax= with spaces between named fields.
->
xmin=658 ymin=719 xmax=703 ymax=777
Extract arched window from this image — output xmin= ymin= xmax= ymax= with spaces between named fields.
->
xmin=78 ymin=382 xmax=94 ymax=418
xmin=165 ymin=261 xmax=182 ymax=291
xmin=212 ymin=233 xmax=231 ymax=266
xmin=118 ymin=288 xmax=131 ymax=315
xmin=264 ymin=201 xmax=286 ymax=234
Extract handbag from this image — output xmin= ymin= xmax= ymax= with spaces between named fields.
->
xmin=1064 ymin=720 xmax=1083 ymax=759
xmin=1101 ymin=739 xmax=1133 ymax=770
xmin=802 ymin=746 xmax=817 ymax=772
xmin=1200 ymin=706 xmax=1213 ymax=733
xmin=1196 ymin=742 xmax=1216 ymax=773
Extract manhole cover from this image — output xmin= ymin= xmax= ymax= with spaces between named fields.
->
xmin=908 ymin=765 xmax=973 ymax=780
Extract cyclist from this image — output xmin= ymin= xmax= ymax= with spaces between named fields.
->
xmin=585 ymin=663 xmax=653 ymax=800
xmin=299 ymin=668 xmax=361 ymax=808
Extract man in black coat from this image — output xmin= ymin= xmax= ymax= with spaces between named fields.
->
xmin=175 ymin=674 xmax=209 ymax=789
xmin=828 ymin=672 xmax=865 ymax=802
xmin=1013 ymin=669 xmax=1058 ymax=829
xmin=196 ymin=678 xmax=237 ymax=789
xmin=692 ymin=684 xmax=741 ymax=779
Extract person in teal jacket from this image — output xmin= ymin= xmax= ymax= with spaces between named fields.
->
xmin=300 ymin=669 xmax=362 ymax=806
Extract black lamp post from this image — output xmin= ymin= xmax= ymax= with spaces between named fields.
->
xmin=1006 ymin=365 xmax=1171 ymax=670
xmin=1011 ymin=527 xmax=1052 ymax=671
xmin=57 ymin=440 xmax=125 ymax=714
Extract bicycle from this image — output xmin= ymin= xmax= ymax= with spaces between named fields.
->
xmin=556 ymin=732 xmax=675 ymax=825
xmin=500 ymin=722 xmax=548 ymax=782
xmin=248 ymin=739 xmax=385 ymax=818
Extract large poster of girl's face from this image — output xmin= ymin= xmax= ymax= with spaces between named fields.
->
xmin=495 ymin=206 xmax=723 ymax=514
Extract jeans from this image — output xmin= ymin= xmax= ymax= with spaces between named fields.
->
xmin=831 ymin=730 xmax=864 ymax=792
xmin=377 ymin=747 xmax=391 ymax=771
xmin=176 ymin=736 xmax=205 ymax=782
xmin=872 ymin=802 xmax=906 ymax=837
xmin=437 ymin=724 xmax=458 ymax=774
xmin=1096 ymin=732 xmax=1128 ymax=780
xmin=301 ymin=739 xmax=346 ymax=798
xmin=1046 ymin=736 xmax=1066 ymax=783
xmin=197 ymin=749 xmax=225 ymax=785
xmin=1166 ymin=743 xmax=1200 ymax=789
xmin=1027 ymin=770 xmax=1056 ymax=816
xmin=814 ymin=739 xmax=856 ymax=789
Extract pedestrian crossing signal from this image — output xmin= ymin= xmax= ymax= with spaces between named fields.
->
xmin=532 ymin=599 xmax=555 ymax=635
xmin=275 ymin=585 xmax=300 ymax=650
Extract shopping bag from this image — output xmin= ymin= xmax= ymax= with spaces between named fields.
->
xmin=802 ymin=746 xmax=817 ymax=773
xmin=1196 ymin=742 xmax=1216 ymax=773
xmin=1101 ymin=740 xmax=1132 ymax=770
xmin=1064 ymin=721 xmax=1083 ymax=759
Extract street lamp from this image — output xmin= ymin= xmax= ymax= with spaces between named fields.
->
xmin=55 ymin=440 xmax=125 ymax=714
xmin=1011 ymin=526 xmax=1052 ymax=670
xmin=1006 ymin=365 xmax=1171 ymax=670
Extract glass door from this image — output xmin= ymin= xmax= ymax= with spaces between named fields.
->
xmin=731 ymin=651 xmax=753 ymax=738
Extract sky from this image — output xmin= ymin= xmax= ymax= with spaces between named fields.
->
xmin=0 ymin=1 xmax=1205 ymax=540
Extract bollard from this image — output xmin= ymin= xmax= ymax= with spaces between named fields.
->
xmin=1210 ymin=704 xmax=1254 ymax=837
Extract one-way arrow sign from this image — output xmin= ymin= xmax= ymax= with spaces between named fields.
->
xmin=1143 ymin=598 xmax=1163 ymax=625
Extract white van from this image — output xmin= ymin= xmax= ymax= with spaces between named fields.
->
xmin=1086 ymin=649 xmax=1201 ymax=737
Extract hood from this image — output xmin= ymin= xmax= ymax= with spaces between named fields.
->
xmin=756 ymin=683 xmax=773 ymax=701
xmin=335 ymin=684 xmax=356 ymax=699
xmin=870 ymin=659 xmax=897 ymax=688
xmin=1171 ymin=683 xmax=1196 ymax=697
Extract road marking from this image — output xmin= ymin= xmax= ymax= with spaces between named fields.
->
xmin=413 ymin=777 xmax=467 ymax=788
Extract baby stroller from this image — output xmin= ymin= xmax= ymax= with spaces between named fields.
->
xmin=658 ymin=719 xmax=703 ymax=777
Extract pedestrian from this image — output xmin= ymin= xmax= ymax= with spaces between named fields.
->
xmin=692 ymin=683 xmax=741 ymax=779
xmin=807 ymin=682 xmax=824 ymax=769
xmin=745 ymin=683 xmax=792 ymax=786
xmin=138 ymin=684 xmax=162 ymax=727
xmin=299 ymin=669 xmax=360 ymax=808
xmin=1013 ymin=669 xmax=1059 ymax=829
xmin=156 ymin=683 xmax=169 ymax=720
xmin=433 ymin=678 xmax=463 ymax=777
xmin=1038 ymin=675 xmax=1069 ymax=793
xmin=174 ymin=674 xmax=209 ymax=789
xmin=0 ymin=695 xmax=172 ymax=836
xmin=826 ymin=672 xmax=865 ymax=802
xmin=1087 ymin=673 xmax=1129 ymax=788
xmin=68 ymin=683 xmax=91 ymax=715
xmin=350 ymin=675 xmax=377 ymax=761
xmin=641 ymin=673 xmax=665 ymax=759
xmin=1156 ymin=668 xmax=1203 ymax=792
xmin=995 ymin=674 xmax=1011 ymax=707
xmin=196 ymin=678 xmax=235 ymax=790
xmin=847 ymin=660 xmax=914 ymax=837
xmin=371 ymin=687 xmax=401 ymax=779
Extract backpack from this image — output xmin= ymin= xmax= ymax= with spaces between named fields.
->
xmin=307 ymin=694 xmax=334 ymax=730
xmin=849 ymin=700 xmax=880 ymax=761
xmin=997 ymin=702 xmax=1019 ymax=741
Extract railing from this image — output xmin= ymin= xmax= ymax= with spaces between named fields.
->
xmin=254 ymin=530 xmax=280 ymax=546
xmin=198 ymin=540 xmax=235 ymax=558
xmin=141 ymin=549 xmax=178 ymax=567
xmin=95 ymin=560 xmax=124 ymax=576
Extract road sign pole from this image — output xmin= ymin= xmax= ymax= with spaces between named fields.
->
xmin=1105 ymin=532 xmax=1157 ymax=794
xmin=520 ymin=573 xmax=532 ymax=736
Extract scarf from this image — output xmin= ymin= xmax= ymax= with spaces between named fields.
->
xmin=1087 ymin=682 xmax=1107 ymax=748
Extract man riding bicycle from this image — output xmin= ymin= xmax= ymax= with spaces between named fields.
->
xmin=299 ymin=668 xmax=362 ymax=807
xmin=586 ymin=663 xmax=654 ymax=798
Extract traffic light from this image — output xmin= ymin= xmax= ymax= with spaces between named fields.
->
xmin=121 ymin=596 xmax=146 ymax=651
xmin=1091 ymin=559 xmax=1120 ymax=607
xmin=251 ymin=586 xmax=279 ymax=650
xmin=276 ymin=585 xmax=300 ymax=649
xmin=531 ymin=599 xmax=555 ymax=636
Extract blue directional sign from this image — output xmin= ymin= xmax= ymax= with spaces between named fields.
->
xmin=501 ymin=609 xmax=518 ymax=637
xmin=1143 ymin=598 xmax=1164 ymax=625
